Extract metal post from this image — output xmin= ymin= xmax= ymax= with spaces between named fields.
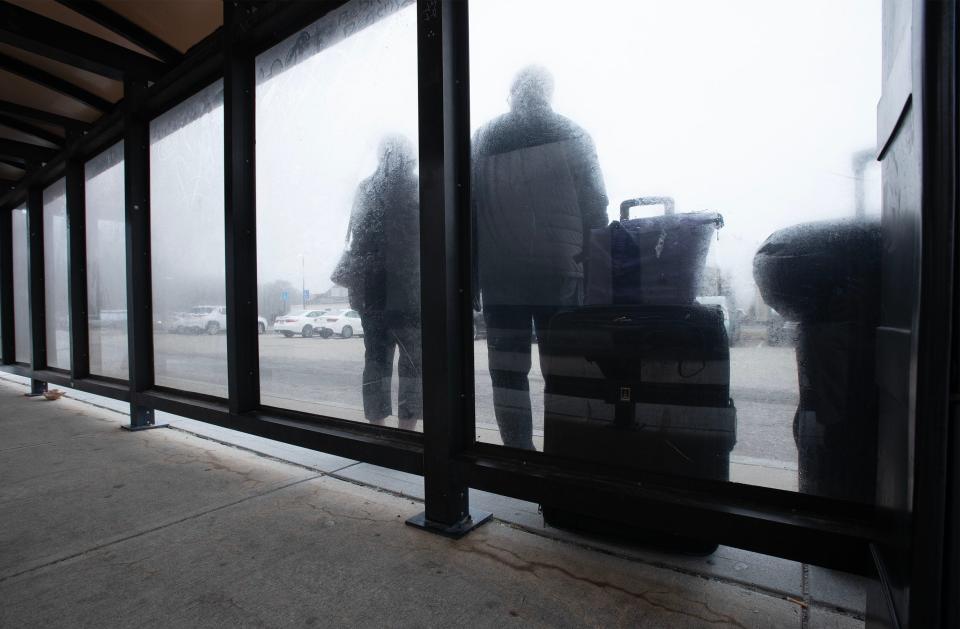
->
xmin=122 ymin=78 xmax=163 ymax=430
xmin=26 ymin=185 xmax=46 ymax=395
xmin=65 ymin=157 xmax=90 ymax=380
xmin=223 ymin=1 xmax=260 ymax=414
xmin=0 ymin=208 xmax=14 ymax=364
xmin=407 ymin=0 xmax=490 ymax=537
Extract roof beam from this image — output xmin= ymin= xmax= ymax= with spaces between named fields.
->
xmin=0 ymin=138 xmax=55 ymax=163
xmin=0 ymin=100 xmax=90 ymax=130
xmin=0 ymin=51 xmax=112 ymax=111
xmin=0 ymin=1 xmax=167 ymax=80
xmin=0 ymin=113 xmax=65 ymax=147
xmin=0 ymin=156 xmax=26 ymax=169
xmin=54 ymin=0 xmax=183 ymax=64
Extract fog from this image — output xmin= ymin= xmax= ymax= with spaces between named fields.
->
xmin=150 ymin=80 xmax=227 ymax=316
xmin=140 ymin=0 xmax=880 ymax=314
xmin=470 ymin=0 xmax=881 ymax=307
xmin=42 ymin=179 xmax=70 ymax=369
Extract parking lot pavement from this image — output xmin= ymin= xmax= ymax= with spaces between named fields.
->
xmin=93 ymin=329 xmax=801 ymax=484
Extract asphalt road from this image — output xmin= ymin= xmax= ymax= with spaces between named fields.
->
xmin=87 ymin=328 xmax=800 ymax=466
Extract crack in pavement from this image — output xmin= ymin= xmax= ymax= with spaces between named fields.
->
xmin=301 ymin=501 xmax=388 ymax=525
xmin=456 ymin=539 xmax=750 ymax=629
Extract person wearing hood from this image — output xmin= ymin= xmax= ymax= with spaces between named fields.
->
xmin=345 ymin=134 xmax=422 ymax=430
xmin=472 ymin=65 xmax=609 ymax=450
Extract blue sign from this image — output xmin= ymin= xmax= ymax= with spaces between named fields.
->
xmin=303 ymin=289 xmax=310 ymax=302
xmin=280 ymin=291 xmax=289 ymax=301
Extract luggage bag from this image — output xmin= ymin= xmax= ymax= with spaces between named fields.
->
xmin=585 ymin=197 xmax=724 ymax=306
xmin=753 ymin=219 xmax=882 ymax=502
xmin=541 ymin=304 xmax=736 ymax=479
xmin=540 ymin=197 xmax=736 ymax=553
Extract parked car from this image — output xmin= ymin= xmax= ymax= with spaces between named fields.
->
xmin=321 ymin=309 xmax=364 ymax=339
xmin=90 ymin=309 xmax=127 ymax=329
xmin=273 ymin=309 xmax=330 ymax=338
xmin=169 ymin=305 xmax=227 ymax=335
xmin=169 ymin=306 xmax=269 ymax=335
xmin=696 ymin=295 xmax=741 ymax=344
xmin=766 ymin=311 xmax=799 ymax=346
xmin=473 ymin=311 xmax=486 ymax=340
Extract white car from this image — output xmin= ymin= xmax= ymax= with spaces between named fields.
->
xmin=171 ymin=305 xmax=227 ymax=335
xmin=170 ymin=306 xmax=269 ymax=335
xmin=696 ymin=295 xmax=741 ymax=344
xmin=273 ymin=309 xmax=330 ymax=338
xmin=321 ymin=309 xmax=364 ymax=339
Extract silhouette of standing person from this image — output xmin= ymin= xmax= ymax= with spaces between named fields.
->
xmin=346 ymin=135 xmax=422 ymax=430
xmin=472 ymin=66 xmax=609 ymax=449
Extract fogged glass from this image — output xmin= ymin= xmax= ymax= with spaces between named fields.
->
xmin=256 ymin=0 xmax=421 ymax=429
xmin=43 ymin=180 xmax=70 ymax=370
xmin=150 ymin=80 xmax=227 ymax=397
xmin=12 ymin=207 xmax=29 ymax=363
xmin=470 ymin=0 xmax=881 ymax=503
xmin=86 ymin=142 xmax=128 ymax=380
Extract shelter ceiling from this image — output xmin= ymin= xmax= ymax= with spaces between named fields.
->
xmin=0 ymin=0 xmax=224 ymax=188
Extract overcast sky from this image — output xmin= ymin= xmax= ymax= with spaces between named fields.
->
xmin=135 ymin=0 xmax=881 ymax=310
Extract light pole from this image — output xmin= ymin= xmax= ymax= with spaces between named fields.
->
xmin=298 ymin=253 xmax=305 ymax=307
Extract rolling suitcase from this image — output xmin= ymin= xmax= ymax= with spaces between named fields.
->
xmin=540 ymin=197 xmax=735 ymax=553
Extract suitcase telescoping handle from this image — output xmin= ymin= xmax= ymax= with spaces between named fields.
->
xmin=620 ymin=196 xmax=676 ymax=221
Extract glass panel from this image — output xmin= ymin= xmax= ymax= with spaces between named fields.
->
xmin=255 ymin=0 xmax=421 ymax=429
xmin=469 ymin=0 xmax=881 ymax=503
xmin=12 ymin=207 xmax=29 ymax=363
xmin=150 ymin=80 xmax=227 ymax=397
xmin=86 ymin=142 xmax=128 ymax=380
xmin=43 ymin=180 xmax=69 ymax=370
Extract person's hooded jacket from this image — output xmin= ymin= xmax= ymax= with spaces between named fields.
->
xmin=472 ymin=103 xmax=608 ymax=307
xmin=347 ymin=136 xmax=420 ymax=315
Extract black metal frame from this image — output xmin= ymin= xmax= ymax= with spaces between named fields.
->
xmin=0 ymin=50 xmax=112 ymax=112
xmin=903 ymin=1 xmax=958 ymax=626
xmin=0 ymin=100 xmax=90 ymax=132
xmin=0 ymin=0 xmax=167 ymax=80
xmin=0 ymin=1 xmax=955 ymax=616
xmin=0 ymin=113 xmax=64 ymax=148
xmin=53 ymin=0 xmax=184 ymax=66
xmin=121 ymin=77 xmax=157 ymax=429
xmin=223 ymin=1 xmax=260 ymax=416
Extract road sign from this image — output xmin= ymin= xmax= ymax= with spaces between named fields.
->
xmin=303 ymin=289 xmax=310 ymax=302
xmin=281 ymin=291 xmax=288 ymax=301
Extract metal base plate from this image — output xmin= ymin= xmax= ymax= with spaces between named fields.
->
xmin=121 ymin=423 xmax=170 ymax=432
xmin=405 ymin=508 xmax=493 ymax=539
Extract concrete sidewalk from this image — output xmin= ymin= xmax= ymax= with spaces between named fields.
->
xmin=0 ymin=378 xmax=863 ymax=628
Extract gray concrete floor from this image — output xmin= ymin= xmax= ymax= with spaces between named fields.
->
xmin=0 ymin=376 xmax=865 ymax=628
